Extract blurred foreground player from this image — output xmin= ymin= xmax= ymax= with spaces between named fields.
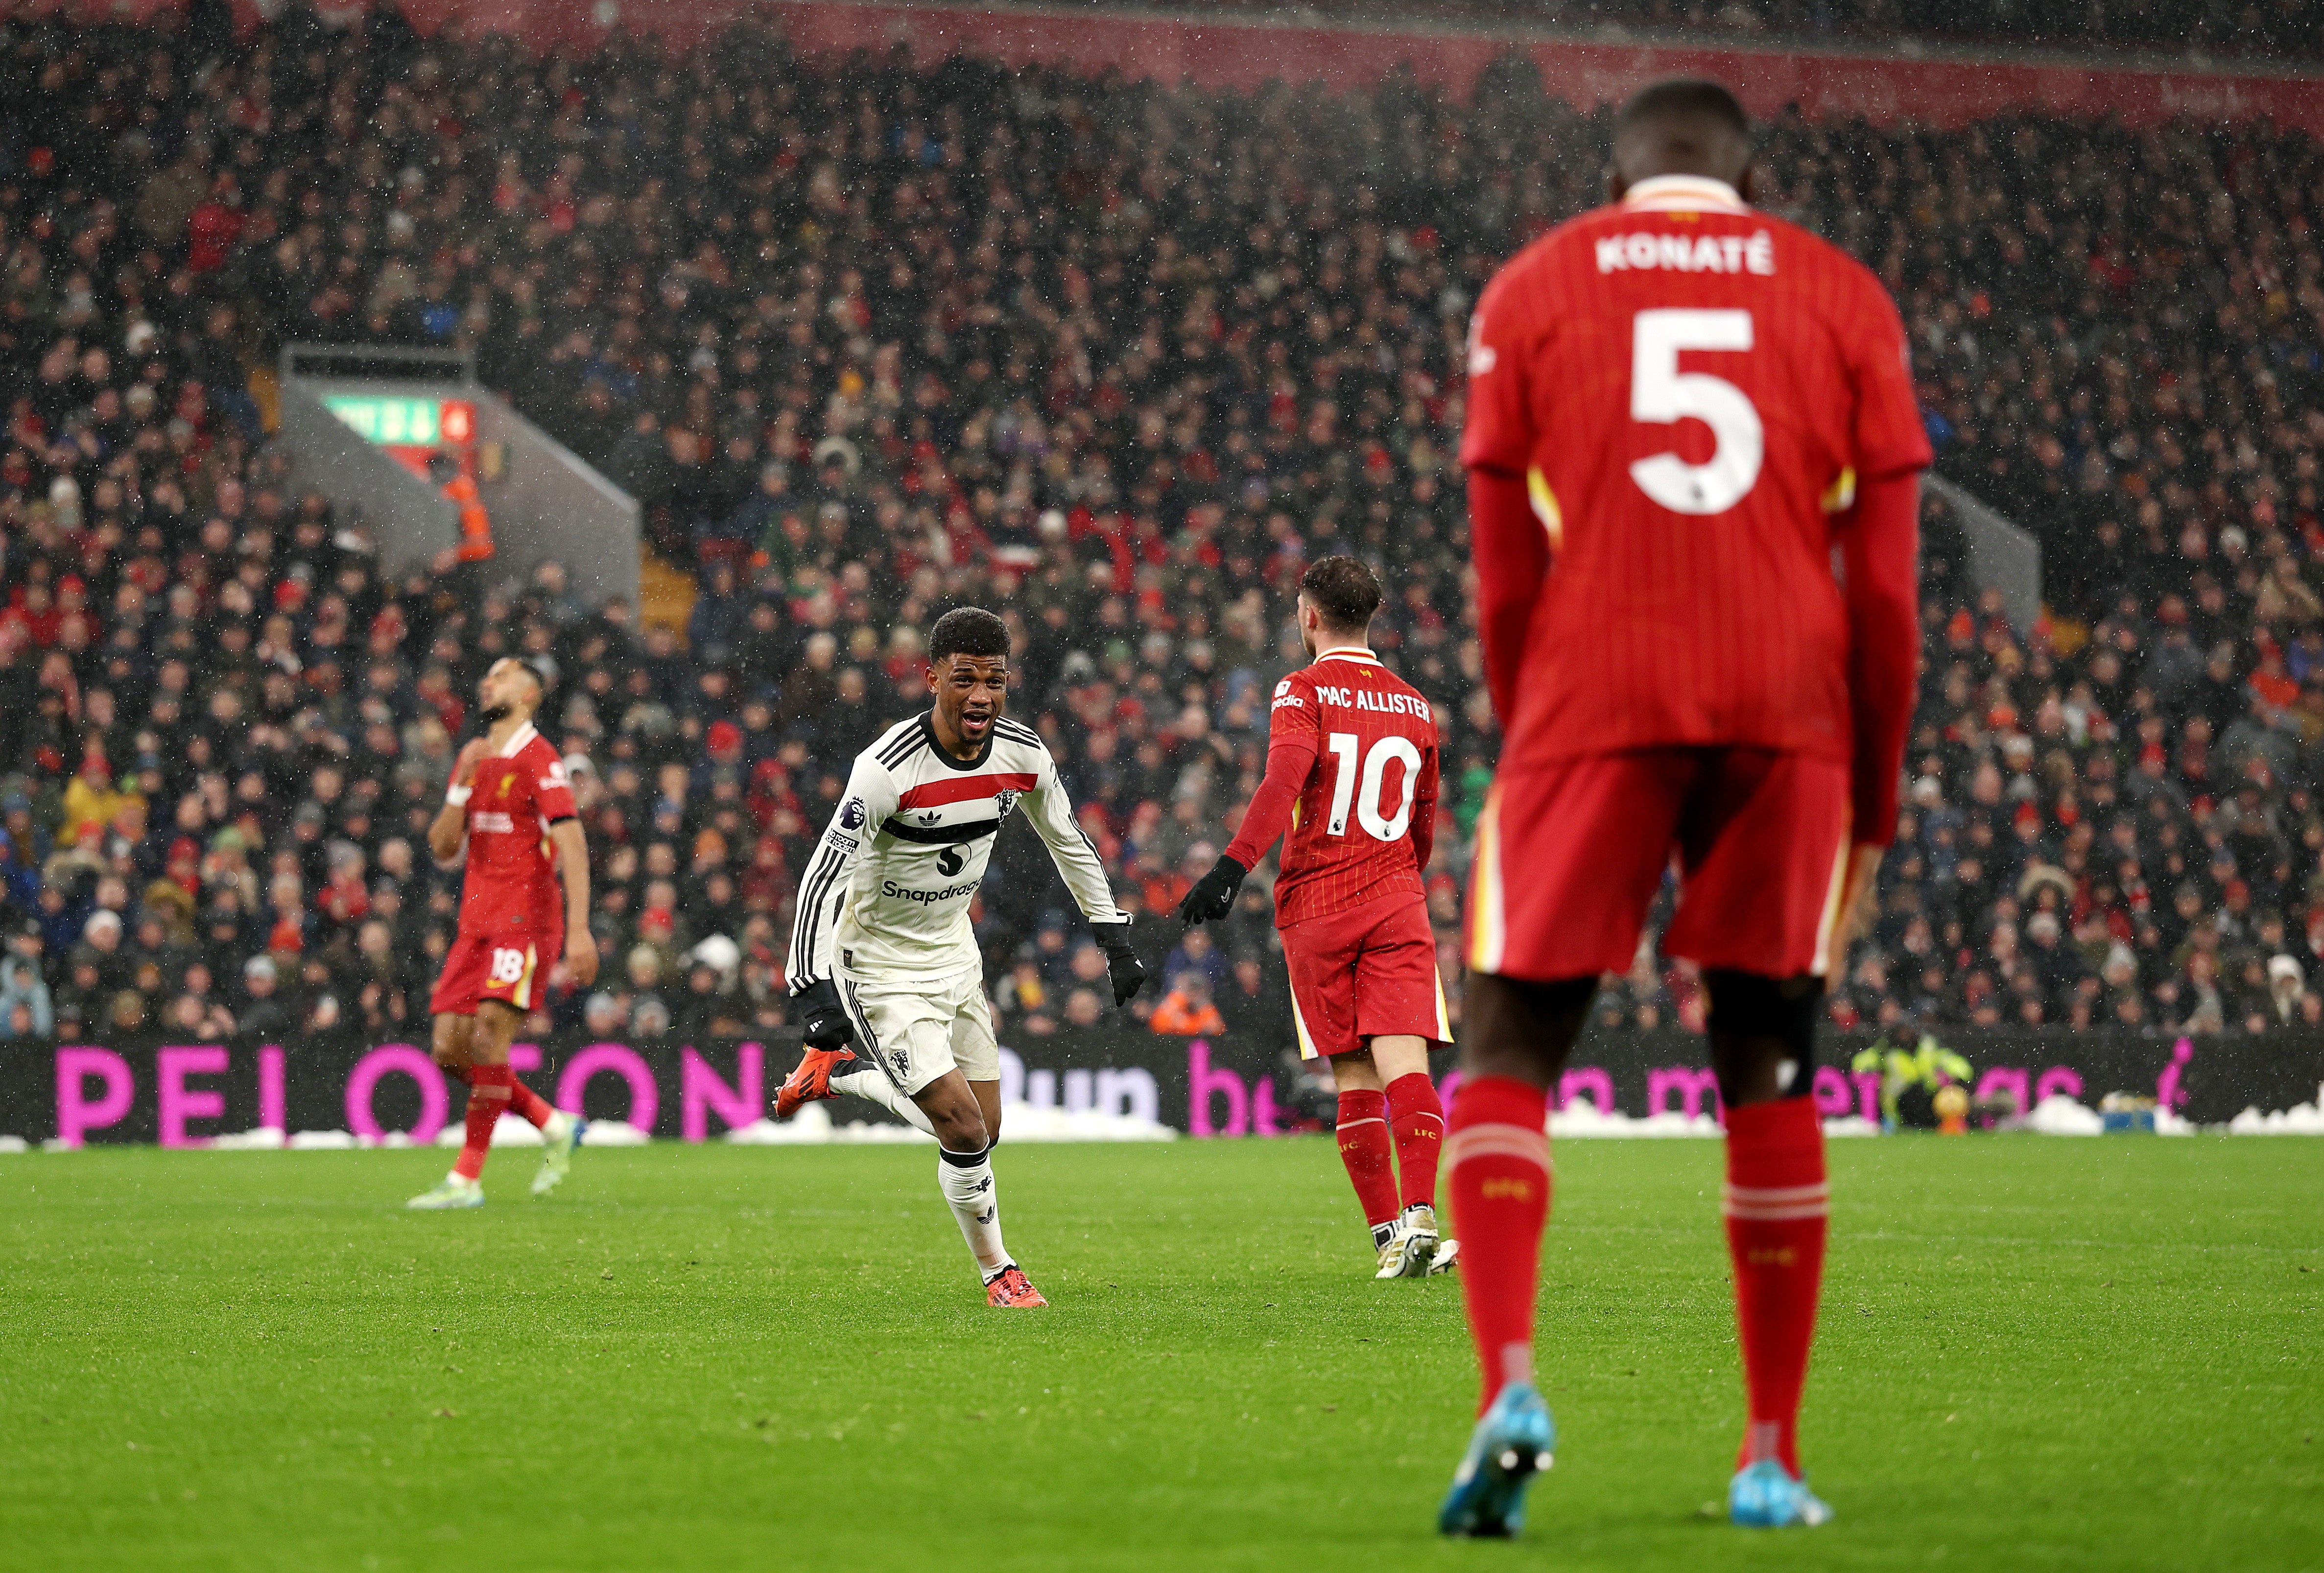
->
xmin=1439 ymin=80 xmax=1927 ymax=1534
xmin=408 ymin=657 xmax=599 ymax=1209
xmin=777 ymin=608 xmax=1145 ymax=1306
xmin=1180 ymin=556 xmax=1456 ymax=1279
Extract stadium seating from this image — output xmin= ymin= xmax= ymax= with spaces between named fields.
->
xmin=3 ymin=11 xmax=2323 ymax=1044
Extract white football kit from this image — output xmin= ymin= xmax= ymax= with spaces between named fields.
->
xmin=788 ymin=712 xmax=1123 ymax=1096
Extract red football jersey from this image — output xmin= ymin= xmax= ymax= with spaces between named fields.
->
xmin=1461 ymin=174 xmax=1932 ymax=767
xmin=458 ymin=722 xmax=576 ymax=938
xmin=1225 ymin=648 xmax=1440 ymax=927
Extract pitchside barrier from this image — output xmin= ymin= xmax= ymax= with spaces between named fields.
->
xmin=3 ymin=1027 xmax=2321 ymax=1147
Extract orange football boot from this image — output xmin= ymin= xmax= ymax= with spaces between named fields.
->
xmin=985 ymin=1265 xmax=1048 ymax=1308
xmin=774 ymin=1047 xmax=856 ymax=1119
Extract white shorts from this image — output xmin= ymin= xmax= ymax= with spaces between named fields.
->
xmin=838 ymin=965 xmax=999 ymax=1097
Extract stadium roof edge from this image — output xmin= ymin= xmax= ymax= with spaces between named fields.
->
xmin=45 ymin=0 xmax=2322 ymax=125
xmin=799 ymin=0 xmax=2324 ymax=86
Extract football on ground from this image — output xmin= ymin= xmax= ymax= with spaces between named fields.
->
xmin=3 ymin=1139 xmax=2317 ymax=1572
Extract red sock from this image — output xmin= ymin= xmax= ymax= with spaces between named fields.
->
xmin=507 ymin=1077 xmax=555 ymax=1130
xmin=452 ymin=1064 xmax=514 ymax=1181
xmin=1385 ymin=1072 xmax=1446 ymax=1211
xmin=1723 ymin=1096 xmax=1828 ymax=1477
xmin=1335 ymin=1089 xmax=1399 ymax=1232
xmin=1445 ymin=1075 xmax=1552 ymax=1413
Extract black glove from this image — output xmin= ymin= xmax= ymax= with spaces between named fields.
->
xmin=1177 ymin=854 xmax=1248 ymax=926
xmin=1094 ymin=919 xmax=1146 ymax=1007
xmin=792 ymin=977 xmax=854 ymax=1051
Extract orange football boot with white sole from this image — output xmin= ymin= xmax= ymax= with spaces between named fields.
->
xmin=985 ymin=1265 xmax=1048 ymax=1308
xmin=774 ymin=1047 xmax=856 ymax=1119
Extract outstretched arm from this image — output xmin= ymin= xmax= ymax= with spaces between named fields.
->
xmin=1178 ymin=677 xmax=1322 ymax=926
xmin=1020 ymin=761 xmax=1143 ymax=1006
xmin=1020 ymin=762 xmax=1122 ymax=925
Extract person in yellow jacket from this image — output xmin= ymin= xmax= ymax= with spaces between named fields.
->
xmin=1850 ymin=1033 xmax=1972 ymax=1131
xmin=59 ymin=755 xmax=142 ymax=845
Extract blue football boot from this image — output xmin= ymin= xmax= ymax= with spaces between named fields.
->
xmin=1437 ymin=1383 xmax=1556 ymax=1538
xmin=1728 ymin=1458 xmax=1834 ymax=1528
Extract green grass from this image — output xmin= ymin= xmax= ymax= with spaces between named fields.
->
xmin=1 ymin=1137 xmax=2319 ymax=1572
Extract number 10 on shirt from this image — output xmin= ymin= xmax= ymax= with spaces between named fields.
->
xmin=1324 ymin=733 xmax=1424 ymax=841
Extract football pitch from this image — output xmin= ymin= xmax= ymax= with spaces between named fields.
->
xmin=2 ymin=1138 xmax=2318 ymax=1573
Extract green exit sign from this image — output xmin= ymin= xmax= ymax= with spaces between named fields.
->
xmin=325 ymin=395 xmax=475 ymax=446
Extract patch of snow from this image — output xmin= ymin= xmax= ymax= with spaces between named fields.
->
xmin=432 ymin=1114 xmax=547 ymax=1148
xmin=579 ymin=1120 xmax=651 ymax=1146
xmin=2025 ymin=1095 xmax=2105 ymax=1136
xmin=996 ymin=1103 xmax=1177 ymax=1142
xmin=1549 ymin=1100 xmax=1721 ymax=1137
xmin=0 ymin=1134 xmax=27 ymax=1154
xmin=2227 ymin=1097 xmax=2324 ymax=1135
xmin=288 ymin=1129 xmax=359 ymax=1150
xmin=211 ymin=1127 xmax=286 ymax=1150
xmin=1821 ymin=1116 xmax=1882 ymax=1138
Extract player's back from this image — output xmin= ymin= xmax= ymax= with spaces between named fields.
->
xmin=1462 ymin=175 xmax=1929 ymax=768
xmin=1273 ymin=650 xmax=1438 ymax=926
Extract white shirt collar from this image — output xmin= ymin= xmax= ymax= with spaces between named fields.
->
xmin=498 ymin=721 xmax=539 ymax=758
xmin=1313 ymin=647 xmax=1380 ymax=667
xmin=1621 ymin=175 xmax=1750 ymax=214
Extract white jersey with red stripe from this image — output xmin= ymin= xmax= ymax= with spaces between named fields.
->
xmin=788 ymin=712 xmax=1120 ymax=985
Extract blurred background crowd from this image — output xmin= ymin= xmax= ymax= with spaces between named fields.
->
xmin=5 ymin=6 xmax=2324 ymax=1049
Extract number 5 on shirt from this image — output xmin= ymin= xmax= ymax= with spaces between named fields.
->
xmin=1629 ymin=308 xmax=1762 ymax=516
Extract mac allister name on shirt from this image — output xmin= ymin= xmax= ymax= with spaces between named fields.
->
xmin=1310 ymin=685 xmax=1432 ymax=718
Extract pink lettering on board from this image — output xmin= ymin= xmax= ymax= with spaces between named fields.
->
xmin=1252 ymin=1074 xmax=1284 ymax=1136
xmin=258 ymin=1045 xmax=285 ymax=1132
xmin=344 ymin=1045 xmax=450 ymax=1144
xmin=508 ymin=1042 xmax=544 ymax=1076
xmin=1974 ymin=1067 xmax=2030 ymax=1119
xmin=54 ymin=1047 xmax=134 ymax=1147
xmin=1810 ymin=1065 xmax=1854 ymax=1117
xmin=157 ymin=1046 xmax=229 ymax=1147
xmin=1558 ymin=1067 xmax=1614 ymax=1115
xmin=1186 ymin=1040 xmax=1248 ymax=1137
xmin=681 ymin=1044 xmax=763 ymax=1142
xmin=2035 ymin=1066 xmax=2085 ymax=1105
xmin=2156 ymin=1037 xmax=2194 ymax=1114
xmin=1647 ymin=1066 xmax=1721 ymax=1120
xmin=1850 ymin=1070 xmax=1883 ymax=1121
xmin=557 ymin=1043 xmax=659 ymax=1132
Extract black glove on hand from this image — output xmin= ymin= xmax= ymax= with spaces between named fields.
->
xmin=1177 ymin=854 xmax=1248 ymax=926
xmin=1095 ymin=920 xmax=1146 ymax=1007
xmin=793 ymin=977 xmax=854 ymax=1051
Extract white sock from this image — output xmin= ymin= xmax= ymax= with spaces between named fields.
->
xmin=937 ymin=1144 xmax=1010 ymax=1279
xmin=831 ymin=1064 xmax=937 ymax=1135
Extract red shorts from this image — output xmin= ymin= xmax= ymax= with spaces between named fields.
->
xmin=429 ymin=930 xmax=549 ymax=1017
xmin=1281 ymin=889 xmax=1452 ymax=1061
xmin=1465 ymin=748 xmax=1851 ymax=982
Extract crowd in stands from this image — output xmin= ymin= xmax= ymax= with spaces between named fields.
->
xmin=5 ymin=9 xmax=2324 ymax=1049
xmin=1190 ymin=0 xmax=2322 ymax=59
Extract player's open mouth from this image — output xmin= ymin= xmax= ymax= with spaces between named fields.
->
xmin=962 ymin=712 xmax=992 ymax=734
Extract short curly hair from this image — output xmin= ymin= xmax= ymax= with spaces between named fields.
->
xmin=928 ymin=606 xmax=1010 ymax=663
